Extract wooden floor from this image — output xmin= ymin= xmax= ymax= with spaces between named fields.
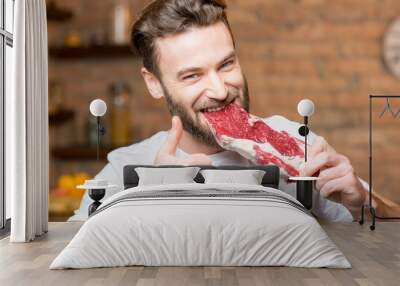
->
xmin=0 ymin=222 xmax=399 ymax=286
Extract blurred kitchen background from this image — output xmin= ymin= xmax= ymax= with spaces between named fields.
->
xmin=47 ymin=0 xmax=400 ymax=221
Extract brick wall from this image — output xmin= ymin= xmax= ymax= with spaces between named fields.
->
xmin=48 ymin=0 xmax=400 ymax=203
xmin=228 ymin=0 xmax=400 ymax=203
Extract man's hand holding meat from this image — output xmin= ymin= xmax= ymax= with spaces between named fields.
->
xmin=300 ymin=136 xmax=367 ymax=220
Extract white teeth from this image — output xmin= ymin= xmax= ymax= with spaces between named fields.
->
xmin=204 ymin=106 xmax=225 ymax=112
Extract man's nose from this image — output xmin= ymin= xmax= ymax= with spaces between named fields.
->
xmin=205 ymin=71 xmax=228 ymax=101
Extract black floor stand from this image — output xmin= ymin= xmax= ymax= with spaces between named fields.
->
xmin=357 ymin=95 xmax=400 ymax=231
xmin=359 ymin=204 xmax=376 ymax=231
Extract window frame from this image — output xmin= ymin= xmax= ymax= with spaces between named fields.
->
xmin=1 ymin=0 xmax=14 ymax=234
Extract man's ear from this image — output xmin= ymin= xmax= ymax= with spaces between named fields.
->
xmin=141 ymin=67 xmax=164 ymax=99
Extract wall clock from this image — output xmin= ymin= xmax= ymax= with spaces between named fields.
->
xmin=383 ymin=17 xmax=400 ymax=78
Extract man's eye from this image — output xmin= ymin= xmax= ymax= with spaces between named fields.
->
xmin=220 ymin=60 xmax=234 ymax=70
xmin=183 ymin=74 xmax=198 ymax=80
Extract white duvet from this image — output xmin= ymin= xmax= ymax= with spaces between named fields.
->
xmin=50 ymin=183 xmax=351 ymax=269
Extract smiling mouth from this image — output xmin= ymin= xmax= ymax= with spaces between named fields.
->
xmin=200 ymin=99 xmax=240 ymax=114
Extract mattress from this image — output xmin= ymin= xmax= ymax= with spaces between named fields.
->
xmin=50 ymin=183 xmax=350 ymax=269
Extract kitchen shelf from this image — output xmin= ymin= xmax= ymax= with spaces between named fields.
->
xmin=49 ymin=45 xmax=137 ymax=59
xmin=49 ymin=109 xmax=75 ymax=126
xmin=51 ymin=145 xmax=122 ymax=160
xmin=47 ymin=1 xmax=74 ymax=22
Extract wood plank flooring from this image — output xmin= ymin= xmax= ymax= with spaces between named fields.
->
xmin=0 ymin=222 xmax=399 ymax=286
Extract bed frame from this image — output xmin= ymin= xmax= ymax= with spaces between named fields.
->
xmin=122 ymin=165 xmax=281 ymax=190
xmin=88 ymin=165 xmax=281 ymax=216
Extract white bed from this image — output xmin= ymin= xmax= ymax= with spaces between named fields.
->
xmin=50 ymin=183 xmax=350 ymax=269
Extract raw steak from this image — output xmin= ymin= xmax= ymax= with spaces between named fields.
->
xmin=203 ymin=103 xmax=305 ymax=177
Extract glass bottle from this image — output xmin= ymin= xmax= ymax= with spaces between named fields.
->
xmin=49 ymin=81 xmax=63 ymax=114
xmin=110 ymin=81 xmax=131 ymax=146
xmin=112 ymin=0 xmax=131 ymax=44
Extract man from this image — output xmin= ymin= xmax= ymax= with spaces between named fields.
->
xmin=70 ymin=0 xmax=369 ymax=222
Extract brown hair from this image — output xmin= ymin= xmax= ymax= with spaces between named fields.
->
xmin=131 ymin=0 xmax=234 ymax=77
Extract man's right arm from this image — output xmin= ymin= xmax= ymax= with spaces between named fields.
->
xmin=70 ymin=116 xmax=213 ymax=221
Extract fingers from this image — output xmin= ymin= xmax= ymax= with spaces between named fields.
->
xmin=318 ymin=173 xmax=365 ymax=207
xmin=155 ymin=153 xmax=212 ymax=166
xmin=159 ymin=116 xmax=183 ymax=156
xmin=315 ymin=162 xmax=354 ymax=191
xmin=154 ymin=156 xmax=176 ymax=166
xmin=300 ymin=151 xmax=342 ymax=177
xmin=308 ymin=136 xmax=336 ymax=158
xmin=180 ymin=154 xmax=213 ymax=166
xmin=318 ymin=175 xmax=345 ymax=203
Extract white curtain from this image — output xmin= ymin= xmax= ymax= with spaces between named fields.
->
xmin=7 ymin=0 xmax=49 ymax=242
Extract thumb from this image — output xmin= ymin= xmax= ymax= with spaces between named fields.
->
xmin=160 ymin=116 xmax=183 ymax=156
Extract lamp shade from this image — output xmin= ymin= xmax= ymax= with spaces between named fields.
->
xmin=297 ymin=99 xmax=315 ymax=117
xmin=89 ymin=99 xmax=107 ymax=117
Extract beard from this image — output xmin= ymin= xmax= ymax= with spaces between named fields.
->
xmin=161 ymin=76 xmax=250 ymax=147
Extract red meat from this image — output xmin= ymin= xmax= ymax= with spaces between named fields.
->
xmin=203 ymin=103 xmax=305 ymax=177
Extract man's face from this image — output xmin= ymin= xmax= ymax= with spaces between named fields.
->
xmin=155 ymin=21 xmax=249 ymax=147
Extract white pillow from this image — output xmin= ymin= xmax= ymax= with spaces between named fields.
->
xmin=135 ymin=167 xmax=200 ymax=186
xmin=200 ymin=169 xmax=266 ymax=185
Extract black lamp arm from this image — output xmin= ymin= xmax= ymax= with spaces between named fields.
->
xmin=96 ymin=116 xmax=106 ymax=161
